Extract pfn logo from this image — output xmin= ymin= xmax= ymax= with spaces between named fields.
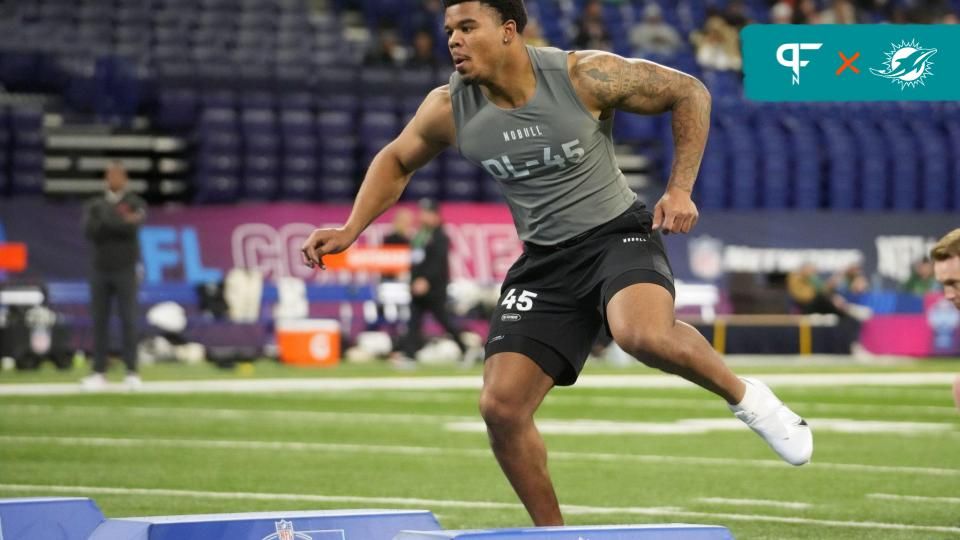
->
xmin=777 ymin=43 xmax=823 ymax=85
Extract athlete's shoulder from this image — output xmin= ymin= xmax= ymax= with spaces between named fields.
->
xmin=422 ymin=84 xmax=452 ymax=116
xmin=412 ymin=85 xmax=455 ymax=146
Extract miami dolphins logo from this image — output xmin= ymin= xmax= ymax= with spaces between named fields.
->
xmin=870 ymin=39 xmax=937 ymax=89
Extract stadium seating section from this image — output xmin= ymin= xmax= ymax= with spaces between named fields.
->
xmin=0 ymin=0 xmax=958 ymax=209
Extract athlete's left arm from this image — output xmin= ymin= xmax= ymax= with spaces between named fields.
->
xmin=570 ymin=51 xmax=710 ymax=234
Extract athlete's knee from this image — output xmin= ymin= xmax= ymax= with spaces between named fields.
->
xmin=611 ymin=326 xmax=681 ymax=365
xmin=479 ymin=388 xmax=530 ymax=429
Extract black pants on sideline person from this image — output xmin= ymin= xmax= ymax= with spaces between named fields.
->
xmin=90 ymin=270 xmax=139 ymax=373
xmin=401 ymin=293 xmax=467 ymax=359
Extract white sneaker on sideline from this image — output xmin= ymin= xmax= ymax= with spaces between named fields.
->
xmin=729 ymin=377 xmax=813 ymax=466
xmin=461 ymin=346 xmax=485 ymax=368
xmin=124 ymin=373 xmax=143 ymax=391
xmin=81 ymin=373 xmax=107 ymax=392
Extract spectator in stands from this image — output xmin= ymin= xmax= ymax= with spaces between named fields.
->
xmin=836 ymin=264 xmax=870 ymax=297
xmin=81 ymin=162 xmax=147 ymax=391
xmin=365 ymin=25 xmax=408 ymax=66
xmin=524 ymin=17 xmax=549 ymax=47
xmin=818 ymin=0 xmax=859 ymax=23
xmin=931 ymin=229 xmax=960 ymax=310
xmin=721 ymin=0 xmax=752 ymax=29
xmin=690 ymin=16 xmax=742 ymax=71
xmin=574 ymin=0 xmax=612 ymax=51
xmin=629 ymin=4 xmax=683 ymax=58
xmin=787 ymin=263 xmax=866 ymax=354
xmin=409 ymin=29 xmax=442 ymax=68
xmin=393 ymin=199 xmax=469 ymax=365
xmin=792 ymin=0 xmax=821 ymax=23
xmin=903 ymin=258 xmax=940 ymax=296
xmin=770 ymin=2 xmax=794 ymax=23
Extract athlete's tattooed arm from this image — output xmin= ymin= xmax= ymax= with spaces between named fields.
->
xmin=570 ymin=51 xmax=711 ymax=193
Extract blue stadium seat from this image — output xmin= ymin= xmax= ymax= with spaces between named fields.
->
xmin=193 ymin=173 xmax=241 ymax=203
xmin=697 ymin=122 xmax=727 ymax=210
xmin=359 ymin=111 xmax=400 ymax=141
xmin=817 ymin=115 xmax=857 ymax=207
xmin=718 ymin=115 xmax=758 ymax=209
xmin=782 ymin=113 xmax=821 ymax=209
xmin=153 ymin=87 xmax=198 ymax=131
xmin=317 ymin=110 xmax=354 ymax=138
xmin=756 ymin=119 xmax=790 ymax=209
xmin=908 ymin=120 xmax=950 ymax=211
xmin=878 ymin=118 xmax=918 ymax=210
xmin=317 ymin=176 xmax=356 ymax=202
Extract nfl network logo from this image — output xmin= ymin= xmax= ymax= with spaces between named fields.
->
xmin=776 ymin=42 xmax=823 ymax=85
xmin=262 ymin=520 xmax=312 ymax=540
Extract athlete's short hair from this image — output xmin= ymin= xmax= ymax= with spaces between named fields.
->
xmin=931 ymin=228 xmax=960 ymax=261
xmin=443 ymin=0 xmax=528 ymax=33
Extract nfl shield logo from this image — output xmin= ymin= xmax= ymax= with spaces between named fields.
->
xmin=688 ymin=235 xmax=724 ymax=281
xmin=276 ymin=520 xmax=296 ymax=540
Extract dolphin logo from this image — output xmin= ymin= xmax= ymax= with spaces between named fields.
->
xmin=870 ymin=39 xmax=937 ymax=89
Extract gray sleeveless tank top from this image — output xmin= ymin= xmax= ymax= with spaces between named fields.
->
xmin=449 ymin=45 xmax=636 ymax=245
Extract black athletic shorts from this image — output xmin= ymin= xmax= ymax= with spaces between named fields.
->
xmin=484 ymin=200 xmax=675 ymax=386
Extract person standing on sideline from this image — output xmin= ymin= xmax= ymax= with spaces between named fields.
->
xmin=929 ymin=228 xmax=960 ymax=410
xmin=931 ymin=229 xmax=960 ymax=311
xmin=301 ymin=0 xmax=812 ymax=525
xmin=81 ymin=161 xmax=146 ymax=391
xmin=394 ymin=199 xmax=469 ymax=364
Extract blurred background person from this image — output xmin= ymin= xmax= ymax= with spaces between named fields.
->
xmin=819 ymin=0 xmax=860 ymax=23
xmin=393 ymin=199 xmax=468 ymax=365
xmin=408 ymin=29 xmax=442 ymax=69
xmin=574 ymin=0 xmax=612 ymax=50
xmin=770 ymin=2 xmax=794 ymax=24
xmin=364 ymin=24 xmax=408 ymax=66
xmin=931 ymin=229 xmax=960 ymax=310
xmin=690 ymin=15 xmax=742 ymax=71
xmin=81 ymin=162 xmax=146 ymax=391
xmin=902 ymin=258 xmax=940 ymax=296
xmin=629 ymin=4 xmax=683 ymax=58
xmin=787 ymin=263 xmax=867 ymax=355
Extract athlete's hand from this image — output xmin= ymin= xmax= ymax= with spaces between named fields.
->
xmin=300 ymin=227 xmax=357 ymax=270
xmin=652 ymin=188 xmax=699 ymax=234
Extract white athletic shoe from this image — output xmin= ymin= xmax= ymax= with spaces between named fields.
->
xmin=124 ymin=373 xmax=143 ymax=391
xmin=729 ymin=377 xmax=813 ymax=466
xmin=81 ymin=373 xmax=107 ymax=392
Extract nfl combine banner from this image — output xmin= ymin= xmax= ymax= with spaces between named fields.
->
xmin=742 ymin=25 xmax=960 ymax=101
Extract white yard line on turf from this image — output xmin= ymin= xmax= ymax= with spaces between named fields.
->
xmin=868 ymin=493 xmax=960 ymax=505
xmin=445 ymin=418 xmax=957 ymax=436
xmin=696 ymin=498 xmax=813 ymax=510
xmin=0 ymin=483 xmax=957 ymax=534
xmin=0 ymin=372 xmax=955 ymax=396
xmin=2 ymin=403 xmax=477 ymax=424
xmin=3 ymin=434 xmax=959 ymax=478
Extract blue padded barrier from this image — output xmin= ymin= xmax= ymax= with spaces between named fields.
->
xmin=0 ymin=497 xmax=105 ymax=540
xmin=89 ymin=509 xmax=441 ymax=540
xmin=395 ymin=524 xmax=734 ymax=540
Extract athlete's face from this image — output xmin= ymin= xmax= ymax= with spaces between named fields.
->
xmin=444 ymin=2 xmax=510 ymax=84
xmin=934 ymin=256 xmax=960 ymax=310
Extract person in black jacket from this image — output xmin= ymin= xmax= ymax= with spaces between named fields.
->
xmin=396 ymin=199 xmax=467 ymax=362
xmin=81 ymin=162 xmax=147 ymax=390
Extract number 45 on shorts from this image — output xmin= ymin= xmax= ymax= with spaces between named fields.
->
xmin=501 ymin=288 xmax=538 ymax=311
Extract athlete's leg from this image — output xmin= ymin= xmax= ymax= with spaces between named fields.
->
xmin=479 ymin=352 xmax=561 ymax=525
xmin=607 ymin=283 xmax=812 ymax=465
xmin=426 ymin=296 xmax=468 ymax=353
xmin=606 ymin=283 xmax=744 ymax=403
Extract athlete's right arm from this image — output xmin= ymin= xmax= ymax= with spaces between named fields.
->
xmin=301 ymin=86 xmax=455 ymax=268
